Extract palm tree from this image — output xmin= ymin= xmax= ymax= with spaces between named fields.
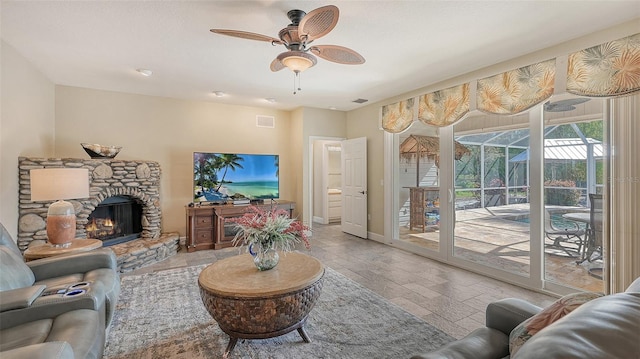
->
xmin=215 ymin=154 xmax=244 ymax=191
xmin=194 ymin=154 xmax=218 ymax=194
xmin=273 ymin=155 xmax=279 ymax=178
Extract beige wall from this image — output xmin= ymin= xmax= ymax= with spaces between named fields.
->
xmin=289 ymin=108 xmax=304 ymax=221
xmin=54 ymin=86 xmax=294 ymax=236
xmin=1 ymin=41 xmax=55 ymax=238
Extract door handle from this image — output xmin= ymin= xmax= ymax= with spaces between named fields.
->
xmin=359 ymin=190 xmax=367 ymax=195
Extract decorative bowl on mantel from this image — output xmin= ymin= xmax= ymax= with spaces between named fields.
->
xmin=81 ymin=143 xmax=122 ymax=159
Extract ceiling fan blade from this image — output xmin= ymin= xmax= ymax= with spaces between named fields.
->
xmin=310 ymin=45 xmax=365 ymax=65
xmin=554 ymin=98 xmax=590 ymax=106
xmin=210 ymin=29 xmax=283 ymax=45
xmin=270 ymin=58 xmax=285 ymax=72
xmin=298 ymin=5 xmax=339 ymax=41
xmin=544 ymin=98 xmax=590 ymax=112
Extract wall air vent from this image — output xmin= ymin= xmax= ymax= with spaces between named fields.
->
xmin=256 ymin=115 xmax=275 ymax=128
xmin=352 ymin=98 xmax=368 ymax=104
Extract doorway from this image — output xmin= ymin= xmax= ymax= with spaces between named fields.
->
xmin=310 ymin=137 xmax=344 ymax=228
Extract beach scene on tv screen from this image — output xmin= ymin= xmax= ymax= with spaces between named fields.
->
xmin=193 ymin=153 xmax=279 ymax=202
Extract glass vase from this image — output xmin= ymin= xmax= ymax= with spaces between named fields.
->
xmin=251 ymin=244 xmax=279 ymax=271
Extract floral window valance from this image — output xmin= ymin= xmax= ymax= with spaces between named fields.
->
xmin=381 ymin=98 xmax=415 ymax=133
xmin=567 ymin=33 xmax=640 ymax=97
xmin=418 ymin=83 xmax=470 ymax=127
xmin=380 ymin=33 xmax=639 ymax=133
xmin=477 ymin=59 xmax=556 ymax=115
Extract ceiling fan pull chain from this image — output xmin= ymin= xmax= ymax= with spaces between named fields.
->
xmin=293 ymin=73 xmax=297 ymax=94
xmin=293 ymin=71 xmax=302 ymax=95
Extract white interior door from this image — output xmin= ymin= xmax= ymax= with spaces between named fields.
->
xmin=341 ymin=137 xmax=367 ymax=238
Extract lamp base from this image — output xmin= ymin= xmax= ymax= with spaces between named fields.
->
xmin=46 ymin=200 xmax=77 ymax=247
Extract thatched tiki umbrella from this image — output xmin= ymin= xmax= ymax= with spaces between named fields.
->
xmin=399 ymin=135 xmax=470 ymax=186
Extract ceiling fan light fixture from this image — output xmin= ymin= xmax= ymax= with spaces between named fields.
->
xmin=283 ymin=56 xmax=312 ymax=72
xmin=277 ymin=51 xmax=317 ymax=73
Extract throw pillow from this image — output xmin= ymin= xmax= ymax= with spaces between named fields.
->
xmin=509 ymin=291 xmax=603 ymax=356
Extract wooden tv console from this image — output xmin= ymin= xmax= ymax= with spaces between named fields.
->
xmin=185 ymin=200 xmax=295 ymax=252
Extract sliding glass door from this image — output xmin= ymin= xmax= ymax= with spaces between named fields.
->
xmin=390 ymin=97 xmax=608 ymax=294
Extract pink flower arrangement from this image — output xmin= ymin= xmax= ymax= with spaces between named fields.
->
xmin=230 ymin=205 xmax=310 ymax=253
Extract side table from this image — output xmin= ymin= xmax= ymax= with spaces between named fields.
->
xmin=198 ymin=252 xmax=324 ymax=358
xmin=24 ymin=238 xmax=103 ymax=261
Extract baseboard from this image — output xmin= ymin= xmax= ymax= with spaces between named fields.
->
xmin=368 ymin=231 xmax=385 ymax=243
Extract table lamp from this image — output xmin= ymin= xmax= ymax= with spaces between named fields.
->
xmin=30 ymin=168 xmax=90 ymax=247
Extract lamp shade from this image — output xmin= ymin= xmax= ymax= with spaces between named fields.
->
xmin=30 ymin=168 xmax=90 ymax=247
xmin=30 ymin=168 xmax=90 ymax=201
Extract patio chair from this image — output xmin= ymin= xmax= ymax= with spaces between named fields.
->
xmin=584 ymin=194 xmax=603 ymax=263
xmin=544 ymin=210 xmax=585 ymax=258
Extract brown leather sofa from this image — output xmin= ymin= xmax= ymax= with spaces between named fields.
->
xmin=411 ymin=277 xmax=640 ymax=359
xmin=0 ymin=223 xmax=120 ymax=358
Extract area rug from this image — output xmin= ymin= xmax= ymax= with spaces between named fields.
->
xmin=104 ymin=264 xmax=453 ymax=359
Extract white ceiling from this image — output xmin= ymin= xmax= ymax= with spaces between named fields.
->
xmin=2 ymin=1 xmax=639 ymax=111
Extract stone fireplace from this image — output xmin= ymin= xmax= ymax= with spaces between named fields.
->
xmin=18 ymin=157 xmax=179 ymax=272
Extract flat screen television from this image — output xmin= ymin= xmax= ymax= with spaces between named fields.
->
xmin=193 ymin=152 xmax=279 ymax=202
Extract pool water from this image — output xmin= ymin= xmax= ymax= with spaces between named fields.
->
xmin=513 ymin=214 xmax=587 ymax=230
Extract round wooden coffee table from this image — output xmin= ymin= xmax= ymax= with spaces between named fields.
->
xmin=198 ymin=252 xmax=324 ymax=358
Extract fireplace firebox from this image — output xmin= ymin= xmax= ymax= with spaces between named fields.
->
xmin=86 ymin=196 xmax=142 ymax=246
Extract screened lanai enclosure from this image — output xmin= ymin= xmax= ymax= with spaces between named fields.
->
xmin=454 ymin=124 xmax=604 ymax=210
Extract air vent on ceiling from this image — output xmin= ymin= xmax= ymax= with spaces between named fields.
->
xmin=256 ymin=115 xmax=275 ymax=128
xmin=352 ymin=98 xmax=368 ymax=104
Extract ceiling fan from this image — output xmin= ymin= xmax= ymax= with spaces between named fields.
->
xmin=544 ymin=98 xmax=590 ymax=112
xmin=210 ymin=5 xmax=365 ymax=93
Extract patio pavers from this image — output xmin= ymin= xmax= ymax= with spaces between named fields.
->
xmin=399 ymin=204 xmax=603 ymax=292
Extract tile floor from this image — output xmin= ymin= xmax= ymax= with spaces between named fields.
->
xmin=125 ymin=223 xmax=557 ymax=340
